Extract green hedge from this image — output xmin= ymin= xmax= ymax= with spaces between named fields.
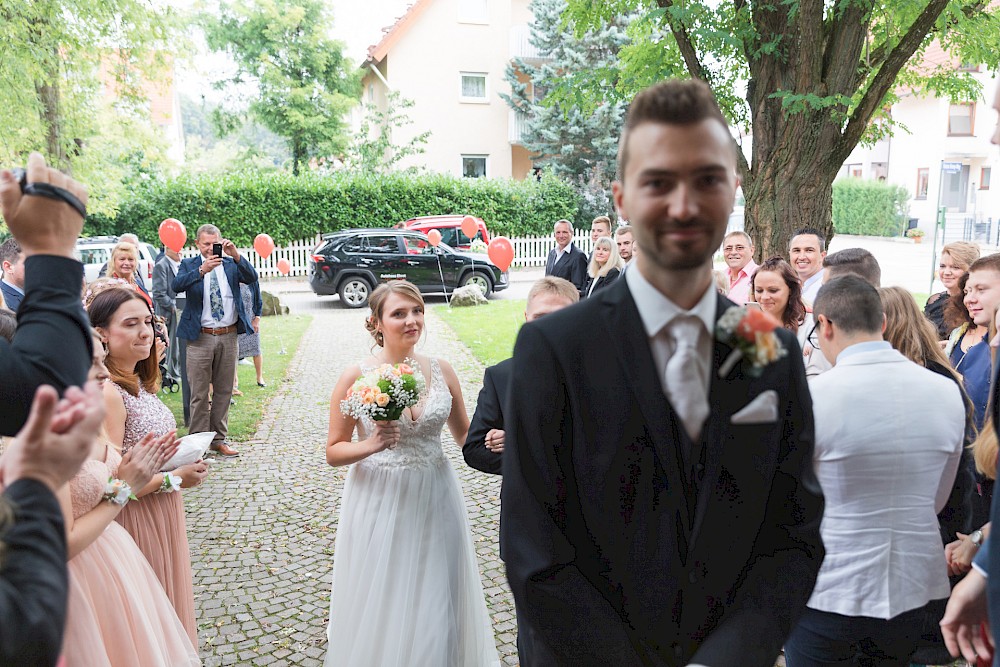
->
xmin=832 ymin=178 xmax=910 ymax=237
xmin=84 ymin=171 xmax=581 ymax=246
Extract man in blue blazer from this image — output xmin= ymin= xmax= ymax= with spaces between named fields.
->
xmin=172 ymin=223 xmax=258 ymax=457
xmin=0 ymin=238 xmax=25 ymax=312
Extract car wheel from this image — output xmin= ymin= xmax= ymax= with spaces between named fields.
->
xmin=338 ymin=277 xmax=371 ymax=308
xmin=460 ymin=270 xmax=492 ymax=297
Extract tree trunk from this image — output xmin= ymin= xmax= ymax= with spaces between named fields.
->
xmin=743 ymin=143 xmax=837 ymax=263
xmin=36 ymin=77 xmax=69 ymax=171
xmin=292 ymin=135 xmax=302 ymax=176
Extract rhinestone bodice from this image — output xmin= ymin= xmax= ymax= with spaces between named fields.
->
xmin=356 ymin=358 xmax=451 ymax=469
xmin=113 ymin=382 xmax=177 ymax=453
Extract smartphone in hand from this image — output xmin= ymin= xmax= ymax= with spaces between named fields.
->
xmin=212 ymin=242 xmax=223 ymax=258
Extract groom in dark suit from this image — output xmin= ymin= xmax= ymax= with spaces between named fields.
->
xmin=501 ymin=79 xmax=825 ymax=667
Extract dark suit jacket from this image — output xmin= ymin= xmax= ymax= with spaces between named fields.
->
xmin=983 ymin=357 xmax=1000 ymax=655
xmin=0 ymin=257 xmax=91 ymax=436
xmin=1 ymin=280 xmax=22 ymax=312
xmin=172 ymin=255 xmax=258 ymax=341
xmin=501 ymin=279 xmax=825 ymax=666
xmin=464 ymin=358 xmax=511 ymax=476
xmin=544 ymin=244 xmax=588 ymax=296
xmin=0 ymin=479 xmax=70 ymax=665
xmin=584 ymin=267 xmax=621 ymax=298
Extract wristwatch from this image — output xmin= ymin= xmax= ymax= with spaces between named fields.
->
xmin=971 ymin=529 xmax=984 ymax=547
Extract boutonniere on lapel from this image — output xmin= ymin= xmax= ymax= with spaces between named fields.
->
xmin=715 ymin=307 xmax=787 ymax=378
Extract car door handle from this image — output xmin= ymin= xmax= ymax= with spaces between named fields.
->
xmin=404 ymin=260 xmax=420 ymax=266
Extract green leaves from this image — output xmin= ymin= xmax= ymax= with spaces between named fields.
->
xmin=84 ymin=170 xmax=582 ymax=246
xmin=833 ymin=178 xmax=911 ymax=237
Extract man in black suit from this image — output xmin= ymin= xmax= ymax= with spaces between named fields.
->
xmin=0 ymin=153 xmax=104 ymax=662
xmin=464 ymin=276 xmax=579 ymax=474
xmin=0 ymin=238 xmax=24 ymax=312
xmin=544 ymin=219 xmax=588 ymax=297
xmin=501 ymin=79 xmax=825 ymax=666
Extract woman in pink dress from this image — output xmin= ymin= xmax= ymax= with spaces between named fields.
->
xmin=59 ymin=330 xmax=200 ymax=666
xmin=87 ymin=287 xmax=209 ymax=644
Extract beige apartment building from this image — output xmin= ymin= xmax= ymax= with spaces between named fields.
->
xmin=360 ymin=0 xmax=539 ymax=179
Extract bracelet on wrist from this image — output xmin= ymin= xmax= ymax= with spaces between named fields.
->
xmin=103 ymin=478 xmax=136 ymax=506
xmin=157 ymin=472 xmax=183 ymax=494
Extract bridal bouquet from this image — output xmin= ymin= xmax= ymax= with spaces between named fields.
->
xmin=340 ymin=360 xmax=425 ymax=422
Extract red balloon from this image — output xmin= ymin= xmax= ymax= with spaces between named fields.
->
xmin=487 ymin=236 xmax=514 ymax=272
xmin=427 ymin=229 xmax=442 ymax=247
xmin=461 ymin=215 xmax=479 ymax=240
xmin=277 ymin=258 xmax=291 ymax=275
xmin=254 ymin=233 xmax=275 ymax=259
xmin=158 ymin=218 xmax=187 ymax=253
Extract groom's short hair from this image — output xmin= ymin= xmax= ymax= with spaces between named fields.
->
xmin=813 ymin=275 xmax=884 ymax=335
xmin=617 ymin=79 xmax=732 ymax=181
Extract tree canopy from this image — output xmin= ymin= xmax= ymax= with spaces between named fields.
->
xmin=202 ymin=0 xmax=359 ymax=175
xmin=560 ymin=0 xmax=1000 ymax=258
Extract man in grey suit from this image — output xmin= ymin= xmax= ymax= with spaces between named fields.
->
xmin=152 ymin=247 xmax=189 ymax=423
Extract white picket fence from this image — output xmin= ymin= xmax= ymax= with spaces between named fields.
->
xmin=185 ymin=230 xmax=596 ymax=278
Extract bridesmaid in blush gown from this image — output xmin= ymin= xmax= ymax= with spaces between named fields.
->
xmin=324 ymin=282 xmax=499 ymax=667
xmin=88 ymin=287 xmax=210 ymax=644
xmin=59 ymin=331 xmax=200 ymax=666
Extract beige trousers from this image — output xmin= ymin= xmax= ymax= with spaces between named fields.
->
xmin=186 ymin=331 xmax=238 ymax=446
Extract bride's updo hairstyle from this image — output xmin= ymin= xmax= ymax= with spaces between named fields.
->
xmin=366 ymin=281 xmax=425 ymax=348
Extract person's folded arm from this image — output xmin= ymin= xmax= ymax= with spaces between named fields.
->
xmin=463 ymin=367 xmax=503 ymax=475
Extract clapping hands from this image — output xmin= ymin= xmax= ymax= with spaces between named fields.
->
xmin=118 ymin=430 xmax=180 ymax=491
xmin=0 ymin=383 xmax=105 ymax=493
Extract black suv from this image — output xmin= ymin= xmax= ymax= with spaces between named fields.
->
xmin=309 ymin=229 xmax=509 ymax=307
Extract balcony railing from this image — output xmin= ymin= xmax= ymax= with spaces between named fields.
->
xmin=508 ymin=109 xmax=530 ymax=145
xmin=509 ymin=25 xmax=548 ymax=61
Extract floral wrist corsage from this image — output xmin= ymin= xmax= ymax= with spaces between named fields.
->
xmin=157 ymin=472 xmax=183 ymax=494
xmin=103 ymin=478 xmax=136 ymax=506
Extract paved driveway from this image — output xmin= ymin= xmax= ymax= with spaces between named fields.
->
xmin=185 ymin=305 xmax=516 ymax=666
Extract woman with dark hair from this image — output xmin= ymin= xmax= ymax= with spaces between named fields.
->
xmin=750 ymin=257 xmax=812 ymax=348
xmin=88 ymin=288 xmax=208 ymax=645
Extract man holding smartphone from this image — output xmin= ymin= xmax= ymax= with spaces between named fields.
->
xmin=172 ymin=223 xmax=259 ymax=457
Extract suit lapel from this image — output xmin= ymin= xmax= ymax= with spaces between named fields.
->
xmin=688 ymin=296 xmax=755 ymax=552
xmin=600 ymin=281 xmax=693 ymax=542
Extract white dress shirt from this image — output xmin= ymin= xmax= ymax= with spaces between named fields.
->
xmin=625 ymin=265 xmax=716 ymax=398
xmin=552 ymin=243 xmax=571 ymax=266
xmin=200 ymin=261 xmax=237 ymax=328
xmin=801 ymin=271 xmax=824 ymax=304
xmin=807 ymin=342 xmax=964 ymax=619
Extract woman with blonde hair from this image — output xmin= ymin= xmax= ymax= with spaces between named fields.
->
xmin=324 ymin=280 xmax=499 ymax=666
xmin=879 ymin=286 xmax=977 ymax=665
xmin=584 ymin=236 xmax=624 ymax=297
xmin=925 ymin=241 xmax=980 ymax=338
xmin=107 ymin=242 xmax=151 ymax=306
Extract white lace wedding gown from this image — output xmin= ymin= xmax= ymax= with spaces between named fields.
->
xmin=324 ymin=358 xmax=500 ymax=667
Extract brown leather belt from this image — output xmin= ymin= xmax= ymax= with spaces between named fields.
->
xmin=201 ymin=325 xmax=237 ymax=335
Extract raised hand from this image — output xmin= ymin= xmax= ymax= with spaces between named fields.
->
xmin=118 ymin=430 xmax=180 ymax=491
xmin=0 ymin=383 xmax=105 ymax=492
xmin=0 ymin=152 xmax=88 ymax=259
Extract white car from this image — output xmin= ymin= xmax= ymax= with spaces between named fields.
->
xmin=76 ymin=236 xmax=159 ymax=284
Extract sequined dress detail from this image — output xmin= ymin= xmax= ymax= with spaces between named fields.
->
xmin=324 ymin=359 xmax=499 ymax=666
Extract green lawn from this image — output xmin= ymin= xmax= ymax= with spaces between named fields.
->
xmin=911 ymin=292 xmax=929 ymax=309
xmin=434 ymin=299 xmax=526 ymax=367
xmin=159 ymin=314 xmax=312 ymax=440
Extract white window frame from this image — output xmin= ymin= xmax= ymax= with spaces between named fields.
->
xmin=461 ymin=154 xmax=488 ymax=179
xmin=458 ymin=0 xmax=488 ymax=23
xmin=459 ymin=72 xmax=488 ymax=103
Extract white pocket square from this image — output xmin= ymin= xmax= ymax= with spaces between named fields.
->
xmin=730 ymin=390 xmax=779 ymax=425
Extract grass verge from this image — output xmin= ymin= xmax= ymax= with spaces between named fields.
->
xmin=434 ymin=299 xmax=526 ymax=367
xmin=159 ymin=314 xmax=312 ymax=440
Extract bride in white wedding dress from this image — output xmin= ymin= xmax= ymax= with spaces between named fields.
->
xmin=323 ymin=281 xmax=500 ymax=667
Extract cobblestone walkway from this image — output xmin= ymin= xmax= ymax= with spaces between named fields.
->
xmin=184 ymin=306 xmax=516 ymax=666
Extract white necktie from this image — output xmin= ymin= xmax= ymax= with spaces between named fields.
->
xmin=665 ymin=315 xmax=710 ymax=442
